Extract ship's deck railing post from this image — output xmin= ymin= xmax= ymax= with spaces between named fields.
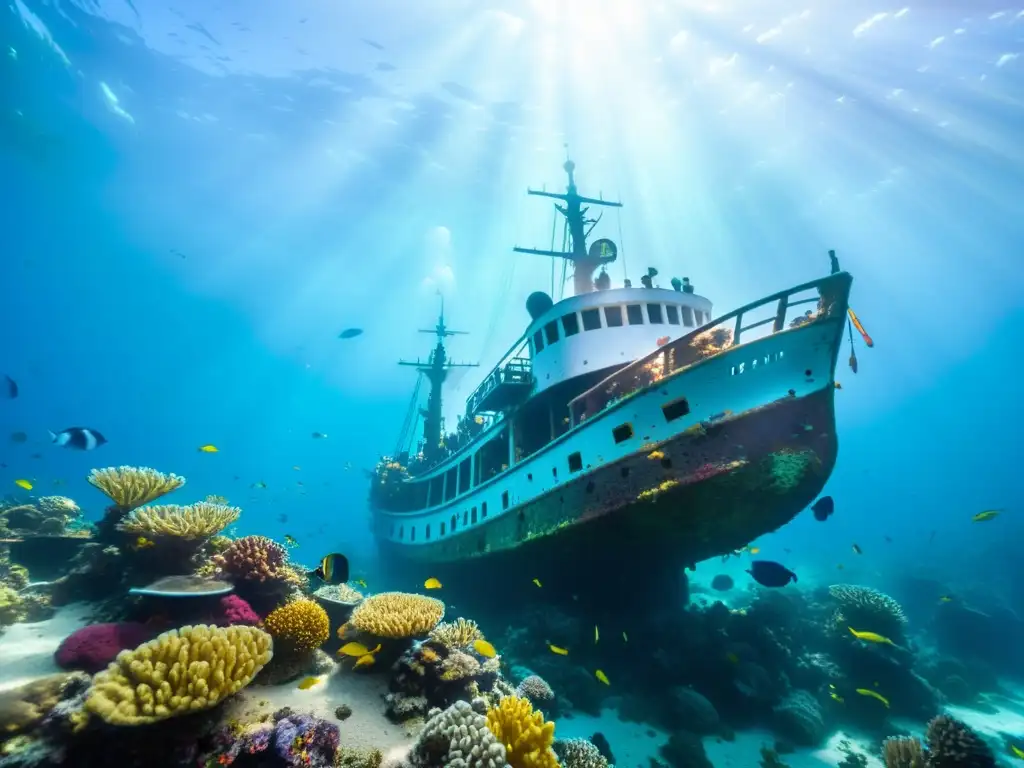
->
xmin=733 ymin=313 xmax=743 ymax=346
xmin=773 ymin=297 xmax=788 ymax=332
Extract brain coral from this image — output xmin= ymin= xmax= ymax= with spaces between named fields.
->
xmin=350 ymin=592 xmax=445 ymax=639
xmin=828 ymin=584 xmax=907 ymax=637
xmin=485 ymin=695 xmax=559 ymax=768
xmin=263 ymin=598 xmax=330 ymax=653
xmin=85 ymin=624 xmax=273 ymax=725
xmin=516 ymin=675 xmax=554 ymax=705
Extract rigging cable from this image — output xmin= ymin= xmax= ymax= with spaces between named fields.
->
xmin=549 ymin=206 xmax=558 ymax=297
xmin=616 ymin=206 xmax=628 ymax=283
xmin=395 ymin=371 xmax=424 ymax=456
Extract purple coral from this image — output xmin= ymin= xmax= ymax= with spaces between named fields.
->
xmin=54 ymin=622 xmax=155 ymax=673
xmin=199 ymin=710 xmax=339 ymax=767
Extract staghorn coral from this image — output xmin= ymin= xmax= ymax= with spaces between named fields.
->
xmin=213 ymin=535 xmax=297 ymax=584
xmin=828 ymin=584 xmax=908 ymax=637
xmin=430 ymin=618 xmax=483 ymax=648
xmin=553 ymin=739 xmax=609 ymax=768
xmin=485 ymin=695 xmax=559 ymax=768
xmin=84 ymin=624 xmax=273 ymax=725
xmin=263 ymin=598 xmax=331 ymax=654
xmin=516 ymin=675 xmax=554 ymax=705
xmin=88 ymin=466 xmax=185 ymax=512
xmin=407 ymin=700 xmax=506 ymax=768
xmin=882 ymin=737 xmax=925 ymax=768
xmin=117 ymin=502 xmax=240 ymax=540
xmin=925 ymin=715 xmax=995 ymax=768
xmin=350 ymin=592 xmax=445 ymax=638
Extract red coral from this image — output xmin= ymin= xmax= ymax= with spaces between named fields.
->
xmin=213 ymin=535 xmax=291 ymax=583
xmin=214 ymin=594 xmax=261 ymax=625
xmin=54 ymin=622 xmax=155 ymax=673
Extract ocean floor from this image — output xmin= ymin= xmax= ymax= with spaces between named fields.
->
xmin=0 ymin=602 xmax=90 ymax=693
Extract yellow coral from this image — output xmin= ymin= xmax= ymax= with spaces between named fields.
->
xmin=485 ymin=695 xmax=559 ymax=768
xmin=85 ymin=624 xmax=272 ymax=725
xmin=263 ymin=598 xmax=330 ymax=653
xmin=349 ymin=592 xmax=445 ymax=639
xmin=117 ymin=502 xmax=241 ymax=540
xmin=429 ymin=617 xmax=483 ymax=648
xmin=88 ymin=466 xmax=186 ymax=512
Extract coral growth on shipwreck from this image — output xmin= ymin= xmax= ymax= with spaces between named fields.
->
xmin=0 ymin=464 xmax=1012 ymax=768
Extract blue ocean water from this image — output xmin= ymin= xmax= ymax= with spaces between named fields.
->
xmin=2 ymin=0 xmax=1023 ymax=595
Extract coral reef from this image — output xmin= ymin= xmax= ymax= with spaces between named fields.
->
xmin=882 ymin=736 xmax=926 ymax=768
xmin=429 ymin=618 xmax=483 ymax=648
xmin=54 ymin=622 xmax=156 ymax=674
xmin=350 ymin=592 xmax=446 ymax=639
xmin=263 ymin=598 xmax=330 ymax=654
xmin=88 ymin=466 xmax=186 ymax=513
xmin=0 ymin=673 xmax=88 ymax=740
xmin=772 ymin=690 xmax=825 ymax=747
xmin=552 ymin=739 xmax=609 ymax=768
xmin=828 ymin=585 xmax=908 ymax=639
xmin=515 ymin=676 xmax=554 ymax=707
xmin=213 ymin=535 xmax=300 ymax=586
xmin=84 ymin=624 xmax=273 ymax=725
xmin=404 ymin=700 xmax=506 ymax=768
xmin=924 ymin=715 xmax=995 ymax=768
xmin=117 ymin=502 xmax=240 ymax=540
xmin=659 ymin=731 xmax=713 ymax=768
xmin=199 ymin=707 xmax=341 ymax=767
xmin=485 ymin=695 xmax=558 ymax=768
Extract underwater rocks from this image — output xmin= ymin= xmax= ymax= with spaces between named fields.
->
xmin=659 ymin=731 xmax=713 ymax=768
xmin=200 ymin=708 xmax=341 ymax=768
xmin=772 ymin=690 xmax=826 ymax=747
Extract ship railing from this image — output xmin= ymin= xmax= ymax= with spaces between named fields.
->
xmin=568 ymin=272 xmax=852 ymax=425
xmin=467 ymin=355 xmax=534 ymax=415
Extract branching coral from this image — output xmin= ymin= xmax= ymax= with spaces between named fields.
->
xmin=117 ymin=502 xmax=240 ymax=540
xmin=429 ymin=617 xmax=483 ymax=648
xmin=882 ymin=737 xmax=925 ymax=768
xmin=828 ymin=584 xmax=908 ymax=637
xmin=263 ymin=599 xmax=330 ymax=653
xmin=516 ymin=675 xmax=554 ymax=705
xmin=213 ymin=535 xmax=298 ymax=584
xmin=485 ymin=695 xmax=559 ymax=768
xmin=407 ymin=700 xmax=506 ymax=768
xmin=88 ymin=466 xmax=186 ymax=512
xmin=350 ymin=592 xmax=445 ymax=639
xmin=85 ymin=624 xmax=273 ymax=725
xmin=925 ymin=715 xmax=995 ymax=768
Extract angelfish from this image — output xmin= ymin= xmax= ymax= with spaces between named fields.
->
xmin=49 ymin=427 xmax=107 ymax=450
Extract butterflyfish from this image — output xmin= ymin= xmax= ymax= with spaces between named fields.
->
xmin=855 ymin=688 xmax=889 ymax=707
xmin=549 ymin=644 xmax=569 ymax=656
xmin=595 ymin=669 xmax=610 ymax=685
xmin=424 ymin=577 xmax=442 ymax=589
xmin=473 ymin=639 xmax=497 ymax=658
xmin=848 ymin=628 xmax=894 ymax=645
xmin=308 ymin=553 xmax=349 ymax=585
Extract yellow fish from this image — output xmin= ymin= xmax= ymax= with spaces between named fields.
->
xmin=283 ymin=535 xmax=298 ymax=548
xmin=647 ymin=450 xmax=665 ymax=460
xmin=549 ymin=644 xmax=569 ymax=656
xmin=848 ymin=627 xmax=894 ymax=645
xmin=14 ymin=478 xmax=32 ymax=490
xmin=198 ymin=444 xmax=219 ymax=453
xmin=830 ymin=692 xmax=844 ymax=703
xmin=296 ymin=676 xmax=321 ymax=690
xmin=622 ymin=631 xmax=628 ymax=643
xmin=424 ymin=577 xmax=442 ymax=590
xmin=595 ymin=669 xmax=610 ymax=685
xmin=594 ymin=625 xmax=599 ymax=644
xmin=972 ymin=509 xmax=1001 ymax=522
xmin=532 ymin=578 xmax=542 ymax=588
xmin=473 ymin=639 xmax=497 ymax=658
xmin=354 ymin=653 xmax=376 ymax=669
xmin=939 ymin=595 xmax=953 ymax=603
xmin=1010 ymin=745 xmax=1024 ymax=760
xmin=355 ymin=578 xmax=368 ymax=588
xmin=338 ymin=642 xmax=380 ymax=657
xmin=855 ymin=688 xmax=890 ymax=708
xmin=135 ymin=536 xmax=155 ymax=550
xmin=749 ymin=547 xmax=761 ymax=555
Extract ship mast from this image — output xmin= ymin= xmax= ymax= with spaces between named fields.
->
xmin=398 ymin=295 xmax=478 ymax=463
xmin=514 ymin=156 xmax=623 ymax=296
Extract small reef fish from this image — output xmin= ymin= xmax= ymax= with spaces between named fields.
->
xmin=532 ymin=578 xmax=542 ymax=588
xmin=252 ymin=481 xmax=267 ymax=489
xmin=1010 ymin=745 xmax=1024 ymax=760
xmin=354 ymin=578 xmax=368 ymax=588
xmin=855 ymin=688 xmax=889 ymax=708
xmin=939 ymin=595 xmax=954 ymax=603
xmin=197 ymin=444 xmax=219 ymax=453
xmin=312 ymin=432 xmax=328 ymax=439
xmin=851 ymin=543 xmax=862 ymax=555
xmin=49 ymin=427 xmax=107 ymax=450
xmin=424 ymin=577 xmax=442 ymax=590
xmin=296 ymin=676 xmax=322 ymax=690
xmin=338 ymin=642 xmax=381 ymax=657
xmin=830 ymin=691 xmax=844 ymax=703
xmin=595 ymin=670 xmax=610 ymax=685
xmin=473 ymin=639 xmax=497 ymax=658
xmin=549 ymin=644 xmax=569 ymax=656
xmin=849 ymin=628 xmax=894 ymax=645
xmin=307 ymin=553 xmax=349 ymax=585
xmin=353 ymin=653 xmax=375 ymax=669
xmin=725 ymin=652 xmax=740 ymax=665
xmin=292 ymin=465 xmax=301 ymax=471
xmin=134 ymin=536 xmax=155 ymax=550
xmin=622 ymin=631 xmax=628 ymax=643
xmin=834 ymin=382 xmax=842 ymax=390
xmin=972 ymin=509 xmax=1001 ymax=522
xmin=284 ymin=535 xmax=299 ymax=548
xmin=14 ymin=479 xmax=32 ymax=490
xmin=746 ymin=560 xmax=797 ymax=588
xmin=748 ymin=547 xmax=760 ymax=555
xmin=3 ymin=375 xmax=17 ymax=398
xmin=811 ymin=496 xmax=834 ymax=522
xmin=338 ymin=328 xmax=363 ymax=339
xmin=594 ymin=626 xmax=599 ymax=644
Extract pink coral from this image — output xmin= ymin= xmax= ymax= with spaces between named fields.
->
xmin=54 ymin=622 xmax=155 ymax=674
xmin=213 ymin=594 xmax=261 ymax=625
xmin=213 ymin=535 xmax=292 ymax=583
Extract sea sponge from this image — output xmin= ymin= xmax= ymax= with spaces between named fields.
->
xmin=553 ymin=739 xmax=609 ymax=768
xmin=516 ymin=675 xmax=554 ymax=705
xmin=84 ymin=624 xmax=273 ymax=725
xmin=88 ymin=466 xmax=186 ymax=512
xmin=350 ymin=592 xmax=445 ymax=639
xmin=485 ymin=695 xmax=559 ymax=768
xmin=430 ymin=617 xmax=483 ymax=648
xmin=263 ymin=598 xmax=330 ymax=653
xmin=828 ymin=584 xmax=908 ymax=637
xmin=117 ymin=502 xmax=241 ymax=540
xmin=408 ymin=700 xmax=506 ymax=768
xmin=924 ymin=715 xmax=995 ymax=768
xmin=882 ymin=736 xmax=925 ymax=768
xmin=213 ymin=535 xmax=296 ymax=584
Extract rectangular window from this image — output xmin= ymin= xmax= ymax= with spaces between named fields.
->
xmin=681 ymin=306 xmax=695 ymax=326
xmin=471 ymin=507 xmax=478 ymax=523
xmin=533 ymin=329 xmax=545 ymax=352
xmin=581 ymin=308 xmax=602 ymax=331
xmin=501 ymin=490 xmax=509 ymax=510
xmin=429 ymin=475 xmax=444 ymax=507
xmin=561 ymin=313 xmax=580 ymax=336
xmin=458 ymin=458 xmax=471 ymax=494
xmin=604 ymin=305 xmax=623 ymax=327
xmin=626 ymin=304 xmax=644 ymax=325
xmin=444 ymin=467 xmax=458 ymax=502
xmin=612 ymin=422 xmax=634 ymax=443
xmin=666 ymin=305 xmax=680 ymax=325
xmin=568 ymin=452 xmax=583 ymax=473
xmin=481 ymin=501 xmax=488 ymax=518
xmin=410 ymin=526 xmax=416 ymax=541
xmin=647 ymin=304 xmax=664 ymax=324
xmin=694 ymin=310 xmax=704 ymax=325
xmin=425 ymin=524 xmax=431 ymax=540
xmin=544 ymin=320 xmax=559 ymax=345
xmin=440 ymin=522 xmax=446 ymax=536
xmin=662 ymin=397 xmax=691 ymax=422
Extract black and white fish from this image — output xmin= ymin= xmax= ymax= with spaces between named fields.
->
xmin=49 ymin=427 xmax=107 ymax=450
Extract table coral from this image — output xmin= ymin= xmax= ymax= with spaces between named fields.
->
xmin=485 ymin=695 xmax=559 ymax=768
xmin=84 ymin=624 xmax=273 ymax=725
xmin=117 ymin=502 xmax=240 ymax=540
xmin=88 ymin=466 xmax=186 ymax=512
xmin=350 ymin=591 xmax=445 ymax=639
xmin=263 ymin=598 xmax=331 ymax=653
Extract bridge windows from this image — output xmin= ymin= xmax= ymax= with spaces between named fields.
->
xmin=694 ymin=309 xmax=705 ymax=325
xmin=428 ymin=475 xmax=443 ymax=507
xmin=647 ymin=304 xmax=664 ymax=324
xmin=482 ymin=501 xmax=488 ymax=518
xmin=662 ymin=396 xmax=691 ymax=423
xmin=451 ymin=513 xmax=458 ymax=531
xmin=561 ymin=312 xmax=580 ymax=336
xmin=410 ymin=526 xmax=416 ymax=542
xmin=425 ymin=524 xmax=431 ymax=540
xmin=626 ymin=304 xmax=644 ymax=325
xmin=533 ymin=329 xmax=544 ymax=353
xmin=444 ymin=467 xmax=457 ymax=502
xmin=440 ymin=521 xmax=446 ymax=536
xmin=581 ymin=308 xmax=602 ymax=331
xmin=666 ymin=305 xmax=680 ymax=325
xmin=604 ymin=306 xmax=623 ymax=327
xmin=544 ymin=320 xmax=559 ymax=345
xmin=568 ymin=451 xmax=583 ymax=473
xmin=502 ymin=490 xmax=510 ymax=510
xmin=612 ymin=422 xmax=634 ymax=443
xmin=681 ymin=306 xmax=695 ymax=326
xmin=463 ymin=510 xmax=468 ymax=526
xmin=458 ymin=458 xmax=471 ymax=494
xmin=471 ymin=506 xmax=478 ymax=524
